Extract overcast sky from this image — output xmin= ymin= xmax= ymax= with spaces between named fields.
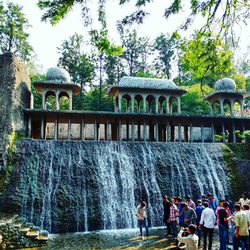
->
xmin=6 ymin=0 xmax=250 ymax=74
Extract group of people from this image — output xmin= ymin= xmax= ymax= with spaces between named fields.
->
xmin=136 ymin=192 xmax=250 ymax=250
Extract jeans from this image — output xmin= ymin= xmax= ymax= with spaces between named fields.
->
xmin=219 ymin=224 xmax=229 ymax=250
xmin=203 ymin=226 xmax=214 ymax=250
xmin=169 ymin=220 xmax=178 ymax=237
xmin=138 ymin=219 xmax=149 ymax=237
xmin=197 ymin=225 xmax=202 ymax=246
xmin=233 ymin=235 xmax=250 ymax=250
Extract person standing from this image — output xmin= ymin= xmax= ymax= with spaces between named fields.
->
xmin=136 ymin=201 xmax=149 ymax=239
xmin=208 ymin=193 xmax=218 ymax=213
xmin=243 ymin=205 xmax=250 ymax=246
xmin=199 ymin=202 xmax=216 ymax=250
xmin=177 ymin=224 xmax=199 ymax=250
xmin=182 ymin=203 xmax=197 ymax=227
xmin=233 ymin=204 xmax=249 ymax=250
xmin=225 ymin=194 xmax=234 ymax=214
xmin=201 ymin=195 xmax=208 ymax=206
xmin=218 ymin=202 xmax=229 ymax=250
xmin=169 ymin=198 xmax=178 ymax=238
xmin=186 ymin=195 xmax=196 ymax=210
xmin=195 ymin=200 xmax=203 ymax=247
xmin=239 ymin=192 xmax=250 ymax=207
xmin=176 ymin=197 xmax=184 ymax=227
xmin=163 ymin=195 xmax=171 ymax=236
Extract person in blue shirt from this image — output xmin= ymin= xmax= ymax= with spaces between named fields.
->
xmin=196 ymin=200 xmax=204 ymax=247
xmin=207 ymin=193 xmax=218 ymax=213
xmin=176 ymin=197 xmax=184 ymax=226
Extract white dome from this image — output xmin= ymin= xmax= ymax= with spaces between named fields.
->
xmin=46 ymin=67 xmax=71 ymax=84
xmin=214 ymin=78 xmax=236 ymax=92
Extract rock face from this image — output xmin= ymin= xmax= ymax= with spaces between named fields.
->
xmin=234 ymin=160 xmax=250 ymax=192
xmin=0 ymin=140 xmax=230 ymax=234
xmin=0 ymin=53 xmax=31 ymax=150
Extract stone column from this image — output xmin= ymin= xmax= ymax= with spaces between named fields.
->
xmin=81 ymin=117 xmax=85 ymax=140
xmin=222 ymin=123 xmax=226 ymax=143
xmin=167 ymin=122 xmax=170 ymax=142
xmin=155 ymin=96 xmax=159 ymax=114
xmin=166 ymin=96 xmax=170 ymax=114
xmin=232 ymin=122 xmax=236 ymax=143
xmin=42 ymin=91 xmax=46 ymax=109
xmin=201 ymin=125 xmax=204 ymax=143
xmin=155 ymin=122 xmax=159 ymax=142
xmin=131 ymin=94 xmax=135 ymax=113
xmin=240 ymin=101 xmax=244 ymax=117
xmin=67 ymin=117 xmax=71 ymax=140
xmin=178 ymin=124 xmax=181 ymax=142
xmin=137 ymin=100 xmax=141 ymax=113
xmin=40 ymin=116 xmax=44 ymax=139
xmin=219 ymin=99 xmax=224 ymax=115
xmin=69 ymin=91 xmax=73 ymax=110
xmin=28 ymin=115 xmax=32 ymax=138
xmin=54 ymin=116 xmax=58 ymax=140
xmin=177 ymin=96 xmax=181 ymax=114
xmin=230 ymin=100 xmax=234 ymax=116
xmin=189 ymin=123 xmax=193 ymax=142
xmin=143 ymin=95 xmax=147 ymax=113
xmin=94 ymin=120 xmax=97 ymax=141
xmin=211 ymin=123 xmax=215 ymax=142
xmin=106 ymin=121 xmax=110 ymax=141
xmin=55 ymin=91 xmax=59 ymax=110
xmin=118 ymin=95 xmax=122 ymax=112
xmin=131 ymin=120 xmax=135 ymax=141
xmin=143 ymin=121 xmax=146 ymax=142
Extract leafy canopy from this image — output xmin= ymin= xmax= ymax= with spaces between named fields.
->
xmin=0 ymin=1 xmax=33 ymax=61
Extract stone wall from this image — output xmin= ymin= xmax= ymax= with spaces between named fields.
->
xmin=0 ymin=53 xmax=31 ymax=141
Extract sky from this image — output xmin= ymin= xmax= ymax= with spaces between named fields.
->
xmin=5 ymin=0 xmax=250 ymax=74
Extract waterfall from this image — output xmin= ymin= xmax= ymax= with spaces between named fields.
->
xmin=1 ymin=140 xmax=230 ymax=233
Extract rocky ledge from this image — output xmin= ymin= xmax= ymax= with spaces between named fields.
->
xmin=0 ymin=213 xmax=48 ymax=249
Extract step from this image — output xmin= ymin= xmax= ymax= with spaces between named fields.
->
xmin=36 ymin=230 xmax=49 ymax=241
xmin=20 ymin=222 xmax=33 ymax=233
xmin=26 ymin=226 xmax=40 ymax=237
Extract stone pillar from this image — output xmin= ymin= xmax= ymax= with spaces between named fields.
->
xmin=211 ymin=123 xmax=215 ymax=142
xmin=155 ymin=122 xmax=159 ymax=142
xmin=94 ymin=120 xmax=97 ymax=141
xmin=69 ymin=92 xmax=73 ymax=110
xmin=178 ymin=124 xmax=181 ymax=142
xmin=166 ymin=96 xmax=170 ymax=114
xmin=28 ymin=115 xmax=32 ymax=138
xmin=55 ymin=91 xmax=59 ymax=110
xmin=143 ymin=121 xmax=146 ymax=142
xmin=131 ymin=120 xmax=135 ymax=141
xmin=143 ymin=95 xmax=147 ymax=113
xmin=137 ymin=100 xmax=141 ymax=113
xmin=54 ymin=116 xmax=58 ymax=140
xmin=201 ymin=125 xmax=204 ymax=143
xmin=167 ymin=123 xmax=170 ymax=142
xmin=230 ymin=100 xmax=234 ymax=116
xmin=106 ymin=121 xmax=110 ymax=141
xmin=240 ymin=101 xmax=244 ymax=117
xmin=40 ymin=116 xmax=44 ymax=139
xmin=177 ymin=96 xmax=181 ymax=114
xmin=42 ymin=91 xmax=46 ymax=109
xmin=67 ymin=118 xmax=71 ymax=140
xmin=81 ymin=117 xmax=85 ymax=140
xmin=189 ymin=123 xmax=193 ymax=142
xmin=155 ymin=96 xmax=159 ymax=114
xmin=219 ymin=99 xmax=224 ymax=115
xmin=222 ymin=123 xmax=226 ymax=143
xmin=131 ymin=95 xmax=135 ymax=113
xmin=118 ymin=95 xmax=122 ymax=112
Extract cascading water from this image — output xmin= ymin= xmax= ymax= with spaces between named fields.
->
xmin=1 ymin=140 xmax=230 ymax=233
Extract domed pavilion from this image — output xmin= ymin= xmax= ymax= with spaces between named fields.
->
xmin=34 ymin=67 xmax=80 ymax=110
xmin=206 ymin=78 xmax=244 ymax=116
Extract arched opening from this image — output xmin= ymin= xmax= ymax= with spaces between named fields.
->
xmin=158 ymin=96 xmax=166 ymax=113
xmin=212 ymin=101 xmax=220 ymax=115
xmin=121 ymin=94 xmax=132 ymax=112
xmin=233 ymin=100 xmax=241 ymax=116
xmin=134 ymin=95 xmax=143 ymax=113
xmin=223 ymin=99 xmax=231 ymax=116
xmin=45 ymin=91 xmax=56 ymax=110
xmin=146 ymin=95 xmax=156 ymax=113
xmin=169 ymin=96 xmax=178 ymax=114
xmin=59 ymin=92 xmax=69 ymax=110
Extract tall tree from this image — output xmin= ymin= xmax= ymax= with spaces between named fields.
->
xmin=0 ymin=1 xmax=33 ymax=61
xmin=180 ymin=31 xmax=233 ymax=93
xmin=153 ymin=33 xmax=180 ymax=79
xmin=120 ymin=29 xmax=150 ymax=76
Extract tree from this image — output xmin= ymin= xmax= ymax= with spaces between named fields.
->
xmin=120 ymin=29 xmax=150 ymax=76
xmin=38 ymin=0 xmax=250 ymax=39
xmin=180 ymin=31 xmax=233 ymax=93
xmin=153 ymin=33 xmax=180 ymax=79
xmin=0 ymin=1 xmax=33 ymax=61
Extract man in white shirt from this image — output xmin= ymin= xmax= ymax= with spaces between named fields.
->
xmin=199 ymin=202 xmax=216 ymax=250
xmin=243 ymin=204 xmax=250 ymax=244
xmin=239 ymin=192 xmax=250 ymax=207
xmin=177 ymin=224 xmax=199 ymax=250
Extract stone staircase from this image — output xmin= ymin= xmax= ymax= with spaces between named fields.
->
xmin=0 ymin=213 xmax=48 ymax=249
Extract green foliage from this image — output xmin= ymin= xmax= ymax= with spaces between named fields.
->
xmin=0 ymin=1 xmax=33 ymax=61
xmin=180 ymin=84 xmax=211 ymax=115
xmin=215 ymin=134 xmax=223 ymax=142
xmin=180 ymin=32 xmax=233 ymax=92
xmin=232 ymin=73 xmax=246 ymax=91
